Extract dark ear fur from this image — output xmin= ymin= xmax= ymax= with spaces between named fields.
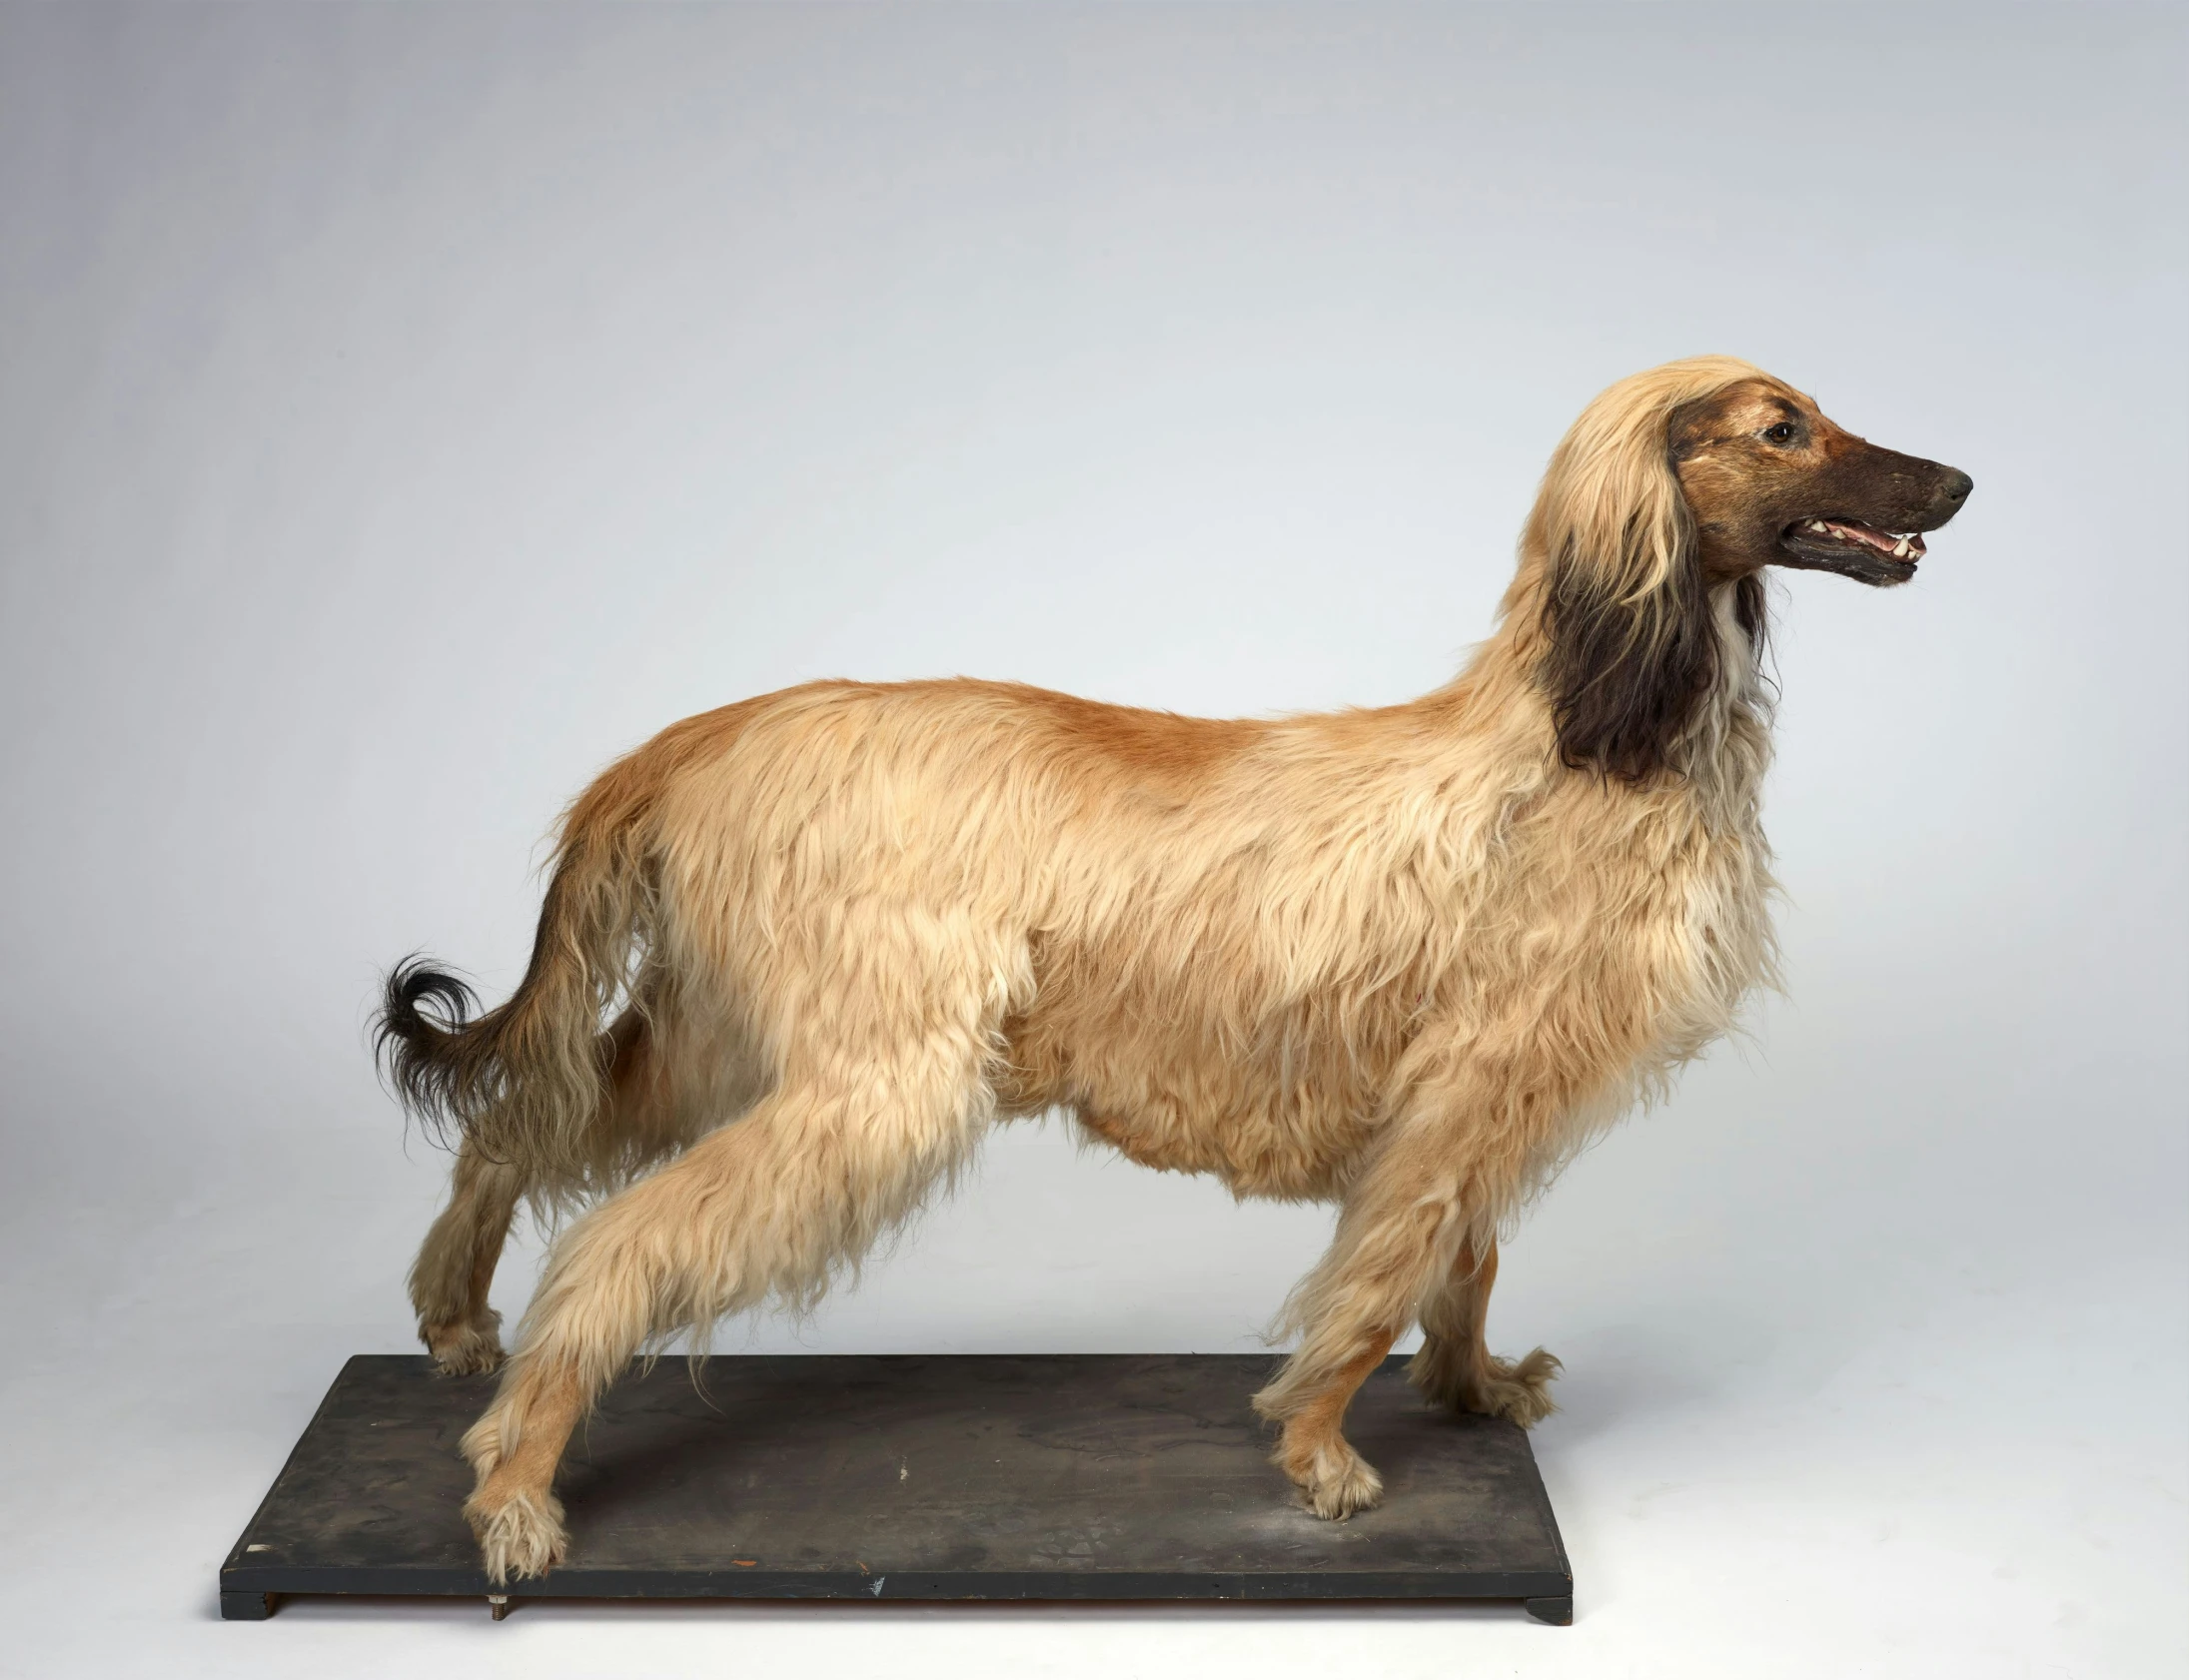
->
xmin=1732 ymin=570 xmax=1768 ymax=659
xmin=1541 ymin=501 xmax=1734 ymax=782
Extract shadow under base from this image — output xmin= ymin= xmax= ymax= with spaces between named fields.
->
xmin=220 ymin=1353 xmax=1573 ymax=1624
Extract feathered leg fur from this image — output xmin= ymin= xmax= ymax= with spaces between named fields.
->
xmin=1408 ymin=1238 xmax=1561 ymax=1426
xmin=408 ymin=1143 xmax=523 ymax=1375
xmin=460 ymin=919 xmax=1017 ymax=1582
xmin=1255 ymin=1021 xmax=1591 ymax=1514
xmin=407 ymin=1011 xmax=686 ymax=1374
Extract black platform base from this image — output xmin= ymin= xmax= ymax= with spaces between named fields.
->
xmin=220 ymin=1353 xmax=1572 ymax=1623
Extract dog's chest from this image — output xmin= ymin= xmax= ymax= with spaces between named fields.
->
xmin=1659 ymin=813 xmax=1774 ymax=1050
xmin=1474 ymin=719 xmax=1773 ymax=1054
xmin=1632 ymin=746 xmax=1776 ymax=1063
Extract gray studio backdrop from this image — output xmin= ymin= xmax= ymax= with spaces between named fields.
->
xmin=1 ymin=6 xmax=2182 ymax=1678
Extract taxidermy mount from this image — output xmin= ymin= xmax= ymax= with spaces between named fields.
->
xmin=377 ymin=356 xmax=1971 ymax=1582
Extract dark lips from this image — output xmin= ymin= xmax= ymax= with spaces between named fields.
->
xmin=1776 ymin=516 xmax=1925 ymax=585
xmin=1786 ymin=517 xmax=1926 ymax=561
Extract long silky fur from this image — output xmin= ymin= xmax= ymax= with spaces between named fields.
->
xmin=375 ymin=770 xmax=685 ymax=1203
xmin=392 ymin=355 xmax=1796 ymax=1580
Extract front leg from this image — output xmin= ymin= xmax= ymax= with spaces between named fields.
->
xmin=1256 ymin=1036 xmax=1590 ymax=1517
xmin=1253 ymin=1116 xmax=1481 ymax=1519
xmin=1408 ymin=1237 xmax=1561 ymax=1426
xmin=1261 ymin=1331 xmax=1397 ymax=1519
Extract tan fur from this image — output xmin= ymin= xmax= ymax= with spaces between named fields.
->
xmin=1410 ymin=1240 xmax=1562 ymax=1425
xmin=408 ymin=357 xmax=1799 ymax=1580
xmin=409 ymin=1144 xmax=522 ymax=1374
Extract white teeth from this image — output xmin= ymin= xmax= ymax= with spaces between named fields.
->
xmin=1808 ymin=519 xmax=1829 ymax=531
xmin=1892 ymin=538 xmax=1910 ymax=557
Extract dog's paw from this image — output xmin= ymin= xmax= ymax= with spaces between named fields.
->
xmin=1281 ymin=1435 xmax=1386 ymax=1521
xmin=465 ymin=1484 xmax=567 ymax=1584
xmin=1301 ymin=1444 xmax=1385 ymax=1521
xmin=1466 ymin=1347 xmax=1562 ymax=1428
xmin=424 ymin=1312 xmax=505 ymax=1377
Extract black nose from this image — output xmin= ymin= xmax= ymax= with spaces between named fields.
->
xmin=1942 ymin=469 xmax=1973 ymax=503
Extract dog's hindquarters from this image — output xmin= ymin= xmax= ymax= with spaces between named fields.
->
xmin=376 ymin=734 xmax=678 ymax=1195
xmin=406 ymin=1005 xmax=730 ymax=1372
xmin=384 ymin=705 xmax=780 ymax=1367
xmin=459 ymin=896 xmax=1032 ymax=1581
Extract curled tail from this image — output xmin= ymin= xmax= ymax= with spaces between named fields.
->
xmin=375 ymin=776 xmax=658 ymax=1188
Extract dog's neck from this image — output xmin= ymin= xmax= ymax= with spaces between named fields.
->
xmin=1668 ymin=580 xmax=1774 ymax=820
xmin=1457 ymin=563 xmax=1773 ymax=818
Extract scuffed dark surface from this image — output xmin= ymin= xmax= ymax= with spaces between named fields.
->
xmin=221 ymin=1354 xmax=1570 ymax=1605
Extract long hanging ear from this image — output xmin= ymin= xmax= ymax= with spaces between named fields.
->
xmin=1539 ymin=503 xmax=1717 ymax=780
xmin=1530 ymin=377 xmax=1728 ymax=781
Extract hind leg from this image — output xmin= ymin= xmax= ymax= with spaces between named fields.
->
xmin=1407 ymin=1238 xmax=1560 ymax=1426
xmin=460 ymin=947 xmax=1008 ymax=1581
xmin=409 ymin=1143 xmax=524 ymax=1375
xmin=408 ymin=1014 xmax=679 ymax=1374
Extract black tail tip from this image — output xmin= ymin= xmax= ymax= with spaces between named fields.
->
xmin=373 ymin=958 xmax=488 ymax=1137
xmin=374 ymin=957 xmax=479 ymax=1062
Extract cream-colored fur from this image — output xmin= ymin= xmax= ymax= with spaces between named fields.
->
xmin=396 ymin=357 xmax=1788 ymax=1580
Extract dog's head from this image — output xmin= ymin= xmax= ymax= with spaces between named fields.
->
xmin=1526 ymin=357 xmax=1973 ymax=780
xmin=1668 ymin=378 xmax=1972 ymax=588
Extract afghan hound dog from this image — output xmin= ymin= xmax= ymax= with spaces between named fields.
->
xmin=378 ymin=356 xmax=1971 ymax=1581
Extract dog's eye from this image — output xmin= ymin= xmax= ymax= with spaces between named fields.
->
xmin=1762 ymin=421 xmax=1798 ymax=444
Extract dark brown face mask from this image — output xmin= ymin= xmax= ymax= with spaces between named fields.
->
xmin=1669 ymin=379 xmax=1973 ymax=588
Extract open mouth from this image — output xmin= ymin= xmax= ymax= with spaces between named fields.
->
xmin=1778 ymin=516 xmax=1926 ymax=585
